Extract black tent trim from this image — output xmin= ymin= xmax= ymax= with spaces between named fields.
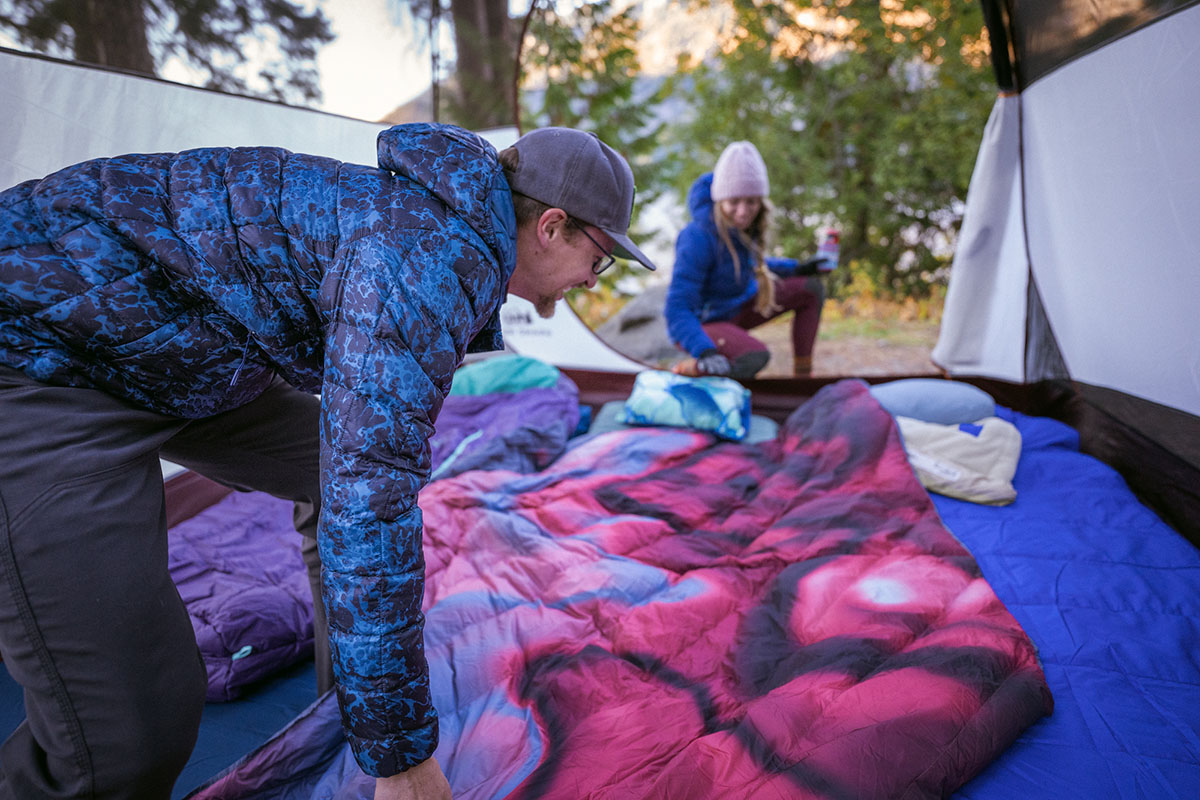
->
xmin=983 ymin=0 xmax=1200 ymax=92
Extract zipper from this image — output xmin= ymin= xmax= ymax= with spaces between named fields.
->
xmin=230 ymin=335 xmax=251 ymax=387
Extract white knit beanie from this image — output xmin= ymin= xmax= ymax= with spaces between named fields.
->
xmin=710 ymin=141 xmax=769 ymax=202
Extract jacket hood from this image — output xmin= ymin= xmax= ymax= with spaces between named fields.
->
xmin=686 ymin=172 xmax=717 ymax=225
xmin=377 ymin=123 xmax=516 ymax=268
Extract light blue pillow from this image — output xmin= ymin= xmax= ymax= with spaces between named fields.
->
xmin=868 ymin=378 xmax=995 ymax=425
xmin=590 ymin=400 xmax=779 ymax=444
xmin=621 ymin=370 xmax=752 ymax=441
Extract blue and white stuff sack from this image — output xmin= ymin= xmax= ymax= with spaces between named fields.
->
xmin=620 ymin=370 xmax=752 ymax=441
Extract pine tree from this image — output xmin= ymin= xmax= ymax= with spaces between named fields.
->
xmin=0 ymin=0 xmax=333 ymax=105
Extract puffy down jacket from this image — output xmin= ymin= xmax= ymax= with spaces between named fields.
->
xmin=0 ymin=122 xmax=517 ymax=776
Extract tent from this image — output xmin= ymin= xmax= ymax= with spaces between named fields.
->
xmin=933 ymin=0 xmax=1200 ymax=543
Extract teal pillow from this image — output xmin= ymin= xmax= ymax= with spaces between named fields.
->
xmin=449 ymin=355 xmax=560 ymax=396
xmin=868 ymin=378 xmax=995 ymax=425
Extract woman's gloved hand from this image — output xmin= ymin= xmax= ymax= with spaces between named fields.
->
xmin=696 ymin=350 xmax=732 ymax=377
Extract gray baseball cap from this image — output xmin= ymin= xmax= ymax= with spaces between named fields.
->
xmin=508 ymin=127 xmax=657 ymax=271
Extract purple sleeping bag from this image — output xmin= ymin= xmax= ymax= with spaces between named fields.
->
xmin=431 ymin=373 xmax=581 ymax=479
xmin=168 ymin=491 xmax=312 ymax=702
xmin=170 ymin=372 xmax=581 ymax=701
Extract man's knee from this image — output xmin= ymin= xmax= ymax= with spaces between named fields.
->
xmin=91 ymin=653 xmax=206 ymax=798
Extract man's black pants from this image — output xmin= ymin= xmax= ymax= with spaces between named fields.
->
xmin=0 ymin=367 xmax=329 ymax=799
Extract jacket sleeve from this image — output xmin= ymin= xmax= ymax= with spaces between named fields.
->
xmin=665 ymin=225 xmax=719 ymax=357
xmin=765 ymin=255 xmax=799 ymax=277
xmin=317 ymin=228 xmax=503 ymax=777
xmin=767 ymin=254 xmax=824 ymax=277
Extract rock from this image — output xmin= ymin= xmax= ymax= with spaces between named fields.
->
xmin=594 ymin=284 xmax=681 ymax=366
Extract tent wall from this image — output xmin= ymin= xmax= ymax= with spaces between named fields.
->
xmin=939 ymin=3 xmax=1200 ymax=545
xmin=0 ymin=48 xmax=387 ymax=189
xmin=931 ymin=94 xmax=1027 ymax=383
xmin=1022 ymin=8 xmax=1200 ymax=419
xmin=499 ymin=296 xmax=647 ymax=372
xmin=939 ymin=5 xmax=1200 ymax=417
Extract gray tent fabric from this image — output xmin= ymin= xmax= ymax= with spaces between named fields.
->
xmin=938 ymin=3 xmax=1200 ymax=543
xmin=935 ymin=7 xmax=1200 ymax=419
xmin=932 ymin=94 xmax=1026 ymax=382
xmin=1023 ymin=277 xmax=1069 ymax=384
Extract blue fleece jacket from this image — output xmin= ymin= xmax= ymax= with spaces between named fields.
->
xmin=665 ymin=173 xmax=807 ymax=357
xmin=0 ymin=123 xmax=516 ymax=777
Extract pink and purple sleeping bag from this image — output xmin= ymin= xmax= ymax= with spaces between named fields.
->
xmin=190 ymin=380 xmax=1055 ymax=798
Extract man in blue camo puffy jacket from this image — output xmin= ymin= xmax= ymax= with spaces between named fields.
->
xmin=0 ymin=123 xmax=656 ymax=800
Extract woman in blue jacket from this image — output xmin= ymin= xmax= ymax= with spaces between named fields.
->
xmin=665 ymin=141 xmax=831 ymax=379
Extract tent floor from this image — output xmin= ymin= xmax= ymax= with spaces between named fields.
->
xmin=0 ymin=657 xmax=318 ymax=799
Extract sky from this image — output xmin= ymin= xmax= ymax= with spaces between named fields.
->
xmin=314 ymin=0 xmax=715 ymax=122
xmin=316 ymin=0 xmax=441 ymax=122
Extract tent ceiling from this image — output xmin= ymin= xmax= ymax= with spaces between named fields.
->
xmin=985 ymin=0 xmax=1199 ymax=90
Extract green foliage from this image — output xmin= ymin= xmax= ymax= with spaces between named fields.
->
xmin=663 ymin=0 xmax=996 ymax=299
xmin=0 ymin=0 xmax=333 ymax=104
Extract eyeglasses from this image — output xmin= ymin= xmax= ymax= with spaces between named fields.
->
xmin=571 ymin=220 xmax=617 ymax=275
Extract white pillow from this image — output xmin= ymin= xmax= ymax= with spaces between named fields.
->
xmin=895 ymin=415 xmax=1021 ymax=505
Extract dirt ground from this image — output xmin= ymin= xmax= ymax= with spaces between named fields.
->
xmin=752 ymin=316 xmax=944 ymax=379
xmin=585 ymin=286 xmax=945 ymax=379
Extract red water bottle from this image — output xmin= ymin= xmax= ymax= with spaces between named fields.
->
xmin=816 ymin=229 xmax=840 ymax=273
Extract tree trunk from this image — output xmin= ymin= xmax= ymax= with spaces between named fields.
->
xmin=68 ymin=0 xmax=155 ymax=75
xmin=448 ymin=0 xmax=515 ymax=129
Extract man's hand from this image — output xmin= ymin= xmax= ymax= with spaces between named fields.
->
xmin=374 ymin=758 xmax=452 ymax=800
